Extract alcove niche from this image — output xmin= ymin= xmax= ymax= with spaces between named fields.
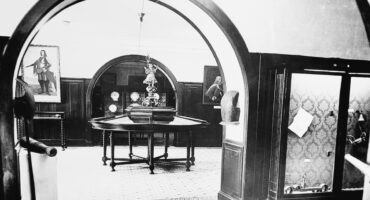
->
xmin=87 ymin=54 xmax=178 ymax=145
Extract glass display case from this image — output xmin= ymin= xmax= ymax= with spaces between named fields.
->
xmin=284 ymin=74 xmax=341 ymax=194
xmin=268 ymin=68 xmax=368 ymax=200
xmin=342 ymin=77 xmax=370 ymax=191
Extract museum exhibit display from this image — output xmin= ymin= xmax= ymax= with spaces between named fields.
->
xmin=268 ymin=62 xmax=370 ymax=199
xmin=90 ymin=55 xmax=209 ymax=174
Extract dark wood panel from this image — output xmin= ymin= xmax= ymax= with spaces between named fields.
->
xmin=175 ymin=82 xmax=222 ymax=147
xmin=33 ymin=78 xmax=89 ymax=146
xmin=0 ymin=36 xmax=10 ymax=200
xmin=65 ymin=80 xmax=85 ymax=140
xmin=220 ymin=142 xmax=243 ymax=200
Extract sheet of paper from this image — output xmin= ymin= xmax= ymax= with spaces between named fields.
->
xmin=288 ymin=107 xmax=314 ymax=137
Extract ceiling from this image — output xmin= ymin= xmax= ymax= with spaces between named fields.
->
xmin=27 ymin=0 xmax=216 ymax=81
xmin=1 ymin=0 xmax=370 ymax=80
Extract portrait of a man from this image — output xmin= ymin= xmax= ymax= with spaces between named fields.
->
xmin=203 ymin=65 xmax=223 ymax=105
xmin=19 ymin=45 xmax=61 ymax=102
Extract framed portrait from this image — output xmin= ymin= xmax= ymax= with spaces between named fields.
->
xmin=19 ymin=44 xmax=61 ymax=103
xmin=203 ymin=65 xmax=223 ymax=105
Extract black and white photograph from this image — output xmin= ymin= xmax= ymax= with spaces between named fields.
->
xmin=1 ymin=0 xmax=370 ymax=200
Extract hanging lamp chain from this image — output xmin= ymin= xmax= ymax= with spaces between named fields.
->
xmin=138 ymin=0 xmax=146 ymax=54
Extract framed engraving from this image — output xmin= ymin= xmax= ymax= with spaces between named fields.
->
xmin=20 ymin=44 xmax=61 ymax=102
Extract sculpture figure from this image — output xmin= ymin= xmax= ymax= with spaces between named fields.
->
xmin=142 ymin=56 xmax=160 ymax=107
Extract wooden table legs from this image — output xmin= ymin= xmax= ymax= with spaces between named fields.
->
xmin=185 ymin=131 xmax=195 ymax=171
xmin=164 ymin=132 xmax=169 ymax=159
xmin=102 ymin=130 xmax=108 ymax=165
xmin=61 ymin=119 xmax=67 ymax=150
xmin=104 ymin=131 xmax=195 ymax=174
xmin=110 ymin=131 xmax=116 ymax=171
xmin=148 ymin=132 xmax=154 ymax=174
xmin=128 ymin=131 xmax=133 ymax=159
xmin=190 ymin=131 xmax=195 ymax=165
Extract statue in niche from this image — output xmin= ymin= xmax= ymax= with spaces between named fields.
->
xmin=143 ymin=56 xmax=158 ymax=87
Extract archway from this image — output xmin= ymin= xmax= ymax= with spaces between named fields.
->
xmin=86 ymin=54 xmax=180 ymax=120
xmin=0 ymin=0 xmax=251 ymax=199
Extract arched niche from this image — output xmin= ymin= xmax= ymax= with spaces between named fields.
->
xmin=86 ymin=54 xmax=180 ymax=118
xmin=0 ymin=0 xmax=252 ymax=199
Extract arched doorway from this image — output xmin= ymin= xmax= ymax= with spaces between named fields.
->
xmin=86 ymin=54 xmax=180 ymax=120
xmin=86 ymin=54 xmax=180 ymax=145
xmin=0 ymin=0 xmax=252 ymax=199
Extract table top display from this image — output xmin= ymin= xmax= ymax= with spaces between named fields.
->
xmin=89 ymin=114 xmax=208 ymax=131
xmin=125 ymin=106 xmax=177 ymax=122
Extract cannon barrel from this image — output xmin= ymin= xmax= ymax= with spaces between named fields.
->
xmin=20 ymin=137 xmax=57 ymax=157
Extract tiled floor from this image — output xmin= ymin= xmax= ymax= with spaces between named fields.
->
xmin=56 ymin=146 xmax=221 ymax=200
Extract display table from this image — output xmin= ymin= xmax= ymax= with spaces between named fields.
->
xmin=89 ymin=114 xmax=209 ymax=174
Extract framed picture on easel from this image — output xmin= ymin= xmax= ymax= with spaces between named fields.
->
xmin=202 ymin=65 xmax=223 ymax=105
xmin=19 ymin=44 xmax=61 ymax=103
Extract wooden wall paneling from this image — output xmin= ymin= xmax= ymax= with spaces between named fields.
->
xmin=64 ymin=79 xmax=86 ymax=145
xmin=175 ymin=82 xmax=222 ymax=147
xmin=219 ymin=142 xmax=244 ymax=200
xmin=268 ymin=68 xmax=289 ymax=199
xmin=175 ymin=82 xmax=201 ymax=146
xmin=33 ymin=103 xmax=58 ymax=143
xmin=83 ymin=79 xmax=92 ymax=145
xmin=33 ymin=78 xmax=88 ymax=146
xmin=0 ymin=36 xmax=10 ymax=199
xmin=90 ymin=83 xmax=104 ymax=145
xmin=255 ymin=54 xmax=276 ymax=199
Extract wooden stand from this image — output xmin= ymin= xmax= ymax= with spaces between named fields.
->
xmin=33 ymin=111 xmax=66 ymax=150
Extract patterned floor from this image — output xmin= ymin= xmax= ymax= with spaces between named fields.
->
xmin=56 ymin=146 xmax=221 ymax=200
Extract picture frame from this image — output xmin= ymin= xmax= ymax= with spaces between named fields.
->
xmin=203 ymin=65 xmax=223 ymax=105
xmin=19 ymin=44 xmax=61 ymax=103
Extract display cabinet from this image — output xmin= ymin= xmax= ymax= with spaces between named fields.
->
xmin=268 ymin=65 xmax=369 ymax=200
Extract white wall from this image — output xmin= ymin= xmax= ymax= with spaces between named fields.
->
xmin=214 ymin=0 xmax=370 ymax=60
xmin=18 ymin=0 xmax=217 ymax=82
xmin=2 ymin=0 xmax=370 ymax=72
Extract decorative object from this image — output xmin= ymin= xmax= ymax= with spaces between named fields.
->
xmin=19 ymin=44 xmax=61 ymax=103
xmin=125 ymin=56 xmax=176 ymax=123
xmin=129 ymin=92 xmax=141 ymax=107
xmin=203 ymin=65 xmax=223 ymax=105
xmin=346 ymin=110 xmax=367 ymax=145
xmin=108 ymin=104 xmax=118 ymax=113
xmin=110 ymin=91 xmax=119 ymax=101
xmin=220 ymin=90 xmax=240 ymax=125
xmin=141 ymin=55 xmax=161 ymax=107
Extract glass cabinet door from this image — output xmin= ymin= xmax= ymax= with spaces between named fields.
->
xmin=284 ymin=74 xmax=342 ymax=194
xmin=342 ymin=77 xmax=370 ymax=190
